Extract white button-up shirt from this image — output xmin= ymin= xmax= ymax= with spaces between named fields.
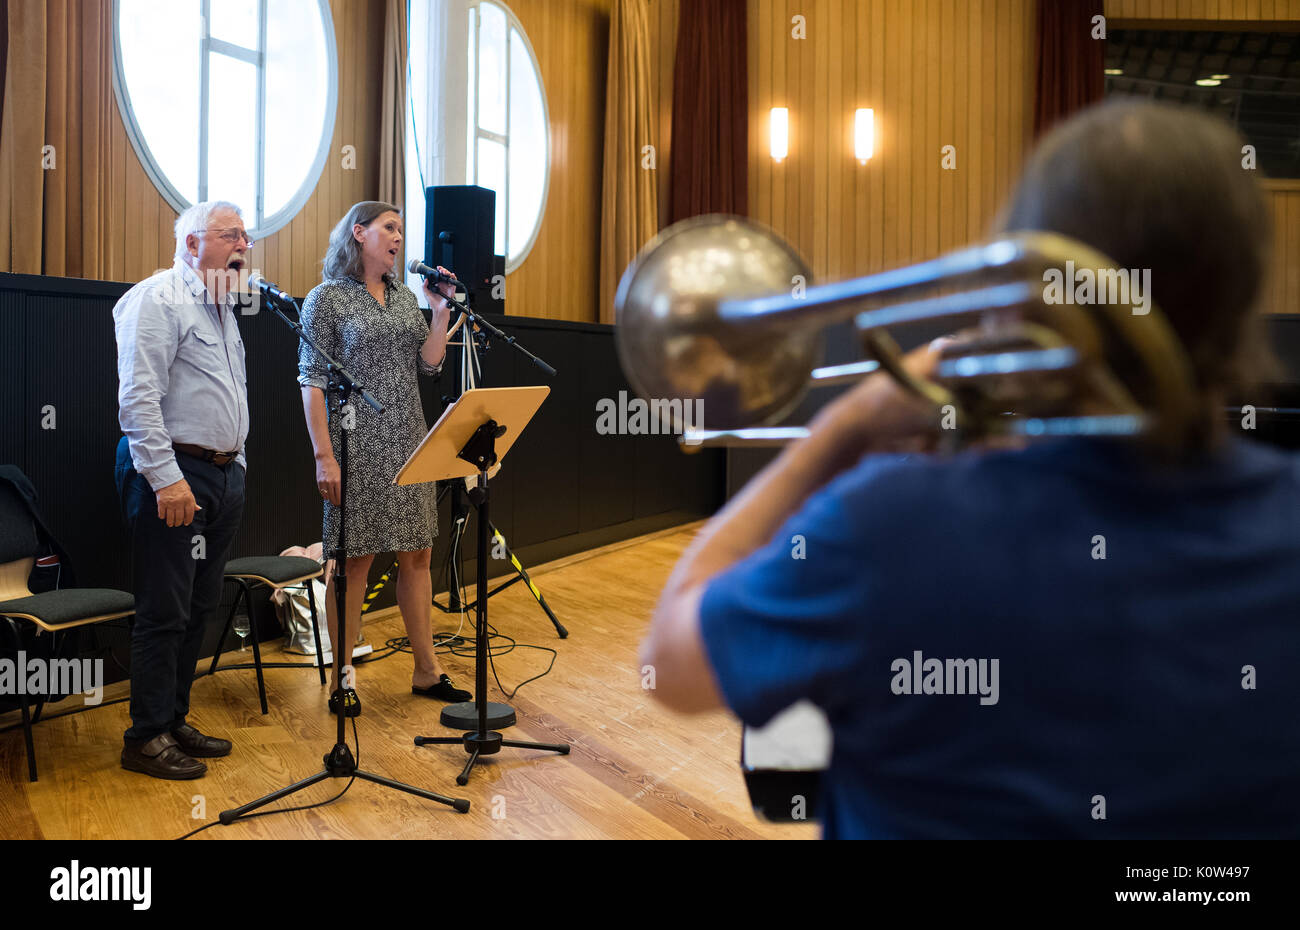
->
xmin=113 ymin=259 xmax=249 ymax=490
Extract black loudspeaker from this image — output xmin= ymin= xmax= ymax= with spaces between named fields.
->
xmin=425 ymin=185 xmax=505 ymax=315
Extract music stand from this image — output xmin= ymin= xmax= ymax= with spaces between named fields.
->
xmin=397 ymin=386 xmax=570 ymax=784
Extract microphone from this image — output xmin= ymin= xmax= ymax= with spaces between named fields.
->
xmin=408 ymin=258 xmax=465 ymax=290
xmin=247 ymin=272 xmax=294 ymax=306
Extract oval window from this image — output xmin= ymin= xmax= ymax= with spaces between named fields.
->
xmin=467 ymin=1 xmax=550 ymax=272
xmin=112 ymin=0 xmax=338 ymax=238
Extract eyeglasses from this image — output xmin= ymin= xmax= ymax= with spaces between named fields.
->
xmin=197 ymin=227 xmax=255 ymax=247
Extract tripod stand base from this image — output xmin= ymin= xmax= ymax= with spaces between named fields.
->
xmin=217 ymin=741 xmax=470 ymax=824
xmin=438 ymin=700 xmax=516 ymax=730
xmin=414 ymin=729 xmax=570 ymax=786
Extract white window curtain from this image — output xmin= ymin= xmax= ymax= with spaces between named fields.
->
xmin=405 ymin=0 xmax=473 ymax=302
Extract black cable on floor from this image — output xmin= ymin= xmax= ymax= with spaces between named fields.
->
xmin=384 ymin=624 xmax=558 ymax=701
xmin=417 ymin=492 xmax=560 ymax=699
xmin=482 ymin=627 xmax=557 ymax=701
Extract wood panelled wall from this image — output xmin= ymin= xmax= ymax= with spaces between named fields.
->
xmin=36 ymin=0 xmax=1300 ymax=318
xmin=1105 ymin=0 xmax=1300 ymax=314
xmin=28 ymin=0 xmax=619 ymax=321
xmin=1107 ymin=0 xmax=1300 ymax=18
xmin=738 ymin=0 xmax=1298 ymax=313
xmin=73 ymin=0 xmax=385 ymax=295
xmin=1266 ymin=191 xmax=1300 ymax=316
xmin=746 ymin=0 xmax=1037 ymax=285
xmin=500 ymin=0 xmax=611 ymax=323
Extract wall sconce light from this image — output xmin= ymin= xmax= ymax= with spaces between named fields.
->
xmin=770 ymin=107 xmax=789 ymax=162
xmin=855 ymin=108 xmax=874 ymax=163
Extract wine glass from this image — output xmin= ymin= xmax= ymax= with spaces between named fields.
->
xmin=233 ymin=610 xmax=251 ymax=652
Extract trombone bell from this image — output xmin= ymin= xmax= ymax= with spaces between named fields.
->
xmin=613 ymin=214 xmax=1196 ymax=447
xmin=613 ymin=215 xmax=821 ymax=430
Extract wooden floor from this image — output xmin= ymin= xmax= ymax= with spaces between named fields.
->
xmin=0 ymin=523 xmax=814 ymax=840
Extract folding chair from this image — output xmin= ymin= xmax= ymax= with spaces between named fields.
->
xmin=208 ymin=556 xmax=326 ymax=713
xmin=0 ymin=476 xmax=134 ymax=781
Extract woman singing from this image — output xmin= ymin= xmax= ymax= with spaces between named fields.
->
xmin=298 ymin=200 xmax=471 ymax=716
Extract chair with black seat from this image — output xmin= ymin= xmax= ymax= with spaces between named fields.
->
xmin=208 ymin=556 xmax=326 ymax=713
xmin=0 ymin=475 xmax=135 ymax=782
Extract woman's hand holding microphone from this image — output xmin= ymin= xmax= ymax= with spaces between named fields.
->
xmin=420 ymin=265 xmax=458 ymax=335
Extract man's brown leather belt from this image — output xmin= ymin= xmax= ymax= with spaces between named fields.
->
xmin=174 ymin=443 xmax=239 ymax=466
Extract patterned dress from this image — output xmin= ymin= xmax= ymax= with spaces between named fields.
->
xmin=297 ymin=276 xmax=442 ymax=557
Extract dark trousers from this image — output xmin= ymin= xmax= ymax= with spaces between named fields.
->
xmin=115 ymin=437 xmax=245 ymax=743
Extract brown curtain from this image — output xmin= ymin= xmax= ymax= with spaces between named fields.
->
xmin=667 ymin=0 xmax=746 ymax=223
xmin=0 ymin=0 xmax=119 ymax=277
xmin=599 ymin=0 xmax=658 ymax=324
xmin=377 ymin=0 xmax=407 ymax=209
xmin=1033 ymin=0 xmax=1105 ymax=138
xmin=0 ymin=0 xmax=48 ymax=274
xmin=0 ymin=0 xmax=9 ymax=142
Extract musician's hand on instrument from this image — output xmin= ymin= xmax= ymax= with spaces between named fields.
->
xmin=809 ymin=338 xmax=951 ymax=455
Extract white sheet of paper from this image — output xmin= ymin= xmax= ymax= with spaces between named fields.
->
xmin=742 ymin=700 xmax=833 ymax=771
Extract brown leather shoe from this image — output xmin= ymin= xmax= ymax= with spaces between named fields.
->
xmin=170 ymin=724 xmax=232 ymax=758
xmin=121 ymin=733 xmax=206 ymax=780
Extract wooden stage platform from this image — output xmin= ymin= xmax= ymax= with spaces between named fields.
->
xmin=0 ymin=523 xmax=814 ymax=840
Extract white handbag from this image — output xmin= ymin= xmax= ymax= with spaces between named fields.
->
xmin=275 ymin=576 xmax=331 ymax=656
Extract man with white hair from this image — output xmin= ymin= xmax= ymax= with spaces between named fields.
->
xmin=112 ymin=200 xmax=252 ymax=779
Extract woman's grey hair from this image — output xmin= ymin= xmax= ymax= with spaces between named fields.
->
xmin=322 ymin=201 xmax=403 ymax=283
xmin=174 ymin=200 xmax=244 ymax=261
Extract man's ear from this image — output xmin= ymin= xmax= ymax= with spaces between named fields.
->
xmin=187 ymin=233 xmax=200 ymax=258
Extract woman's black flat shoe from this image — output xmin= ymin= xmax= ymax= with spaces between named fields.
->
xmin=329 ymin=688 xmax=361 ymax=717
xmin=412 ymin=675 xmax=472 ymax=703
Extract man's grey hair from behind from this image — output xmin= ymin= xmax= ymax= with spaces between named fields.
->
xmin=174 ymin=200 xmax=244 ymax=262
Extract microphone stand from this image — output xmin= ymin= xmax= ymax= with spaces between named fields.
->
xmin=428 ymin=277 xmax=557 ymax=379
xmin=220 ymin=287 xmax=469 ymax=824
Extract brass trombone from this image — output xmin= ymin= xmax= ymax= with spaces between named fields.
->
xmin=613 ymin=215 xmax=1197 ymax=449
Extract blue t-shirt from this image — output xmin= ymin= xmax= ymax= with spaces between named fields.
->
xmin=699 ymin=437 xmax=1300 ymax=839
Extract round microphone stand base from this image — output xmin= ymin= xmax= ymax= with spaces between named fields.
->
xmin=436 ymin=700 xmax=516 ymax=730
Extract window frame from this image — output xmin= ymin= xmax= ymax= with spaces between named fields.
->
xmin=110 ymin=0 xmax=339 ymax=239
xmin=466 ymin=0 xmax=550 ymax=274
